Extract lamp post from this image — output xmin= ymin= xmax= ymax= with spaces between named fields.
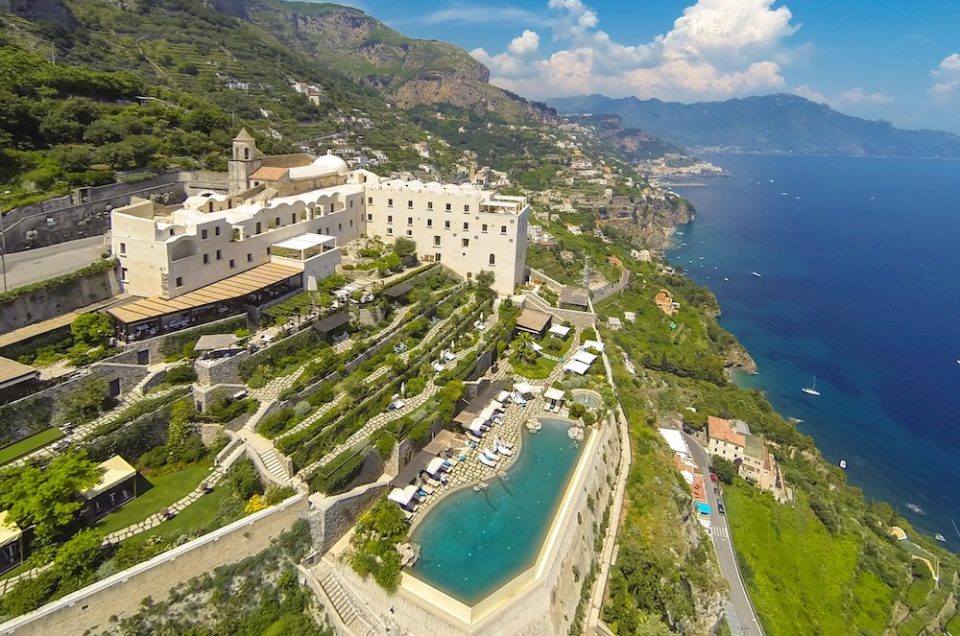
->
xmin=0 ymin=190 xmax=10 ymax=294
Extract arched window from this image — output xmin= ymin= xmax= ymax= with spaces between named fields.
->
xmin=488 ymin=253 xmax=496 ymax=265
xmin=244 ymin=147 xmax=250 ymax=160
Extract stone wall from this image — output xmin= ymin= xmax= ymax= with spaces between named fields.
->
xmin=0 ymin=494 xmax=308 ymax=636
xmin=1 ymin=171 xmax=228 ymax=253
xmin=329 ymin=419 xmax=622 ymax=636
xmin=0 ymin=265 xmax=120 ymax=334
xmin=195 ymin=350 xmax=250 ymax=386
xmin=307 ymin=479 xmax=390 ymax=554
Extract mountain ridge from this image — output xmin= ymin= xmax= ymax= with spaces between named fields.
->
xmin=547 ymin=93 xmax=960 ymax=158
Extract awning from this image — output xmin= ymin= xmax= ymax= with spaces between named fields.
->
xmin=83 ymin=456 xmax=137 ymax=499
xmin=544 ymin=387 xmax=565 ymax=401
xmin=390 ymin=450 xmax=433 ymax=487
xmin=581 ymin=340 xmax=605 ymax=353
xmin=548 ymin=324 xmax=571 ymax=338
xmin=468 ymin=417 xmax=486 ymax=434
xmin=108 ymin=262 xmax=301 ymax=324
xmin=572 ymin=350 xmax=597 ymax=365
xmin=514 ymin=381 xmax=537 ymax=397
xmin=563 ymin=360 xmax=590 ymax=375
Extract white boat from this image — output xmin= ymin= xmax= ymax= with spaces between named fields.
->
xmin=723 ymin=277 xmax=729 ymax=281
xmin=906 ymin=503 xmax=925 ymax=515
xmin=935 ymin=533 xmax=946 ymax=542
xmin=839 ymin=459 xmax=847 ymax=470
xmin=802 ymin=376 xmax=820 ymax=396
xmin=751 ymin=271 xmax=762 ymax=278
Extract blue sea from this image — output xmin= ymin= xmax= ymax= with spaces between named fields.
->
xmin=667 ymin=154 xmax=960 ymax=545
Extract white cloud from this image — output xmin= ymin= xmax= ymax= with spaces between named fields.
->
xmin=472 ymin=0 xmax=804 ymax=101
xmin=837 ymin=88 xmax=892 ymax=105
xmin=793 ymin=85 xmax=893 ymax=110
xmin=930 ymin=53 xmax=960 ymax=100
xmin=508 ymin=30 xmax=541 ymax=56
xmin=423 ymin=5 xmax=547 ymax=26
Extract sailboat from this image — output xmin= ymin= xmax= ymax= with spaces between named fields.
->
xmin=802 ymin=376 xmax=821 ymax=396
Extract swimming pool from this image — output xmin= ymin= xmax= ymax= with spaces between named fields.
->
xmin=409 ymin=418 xmax=583 ymax=605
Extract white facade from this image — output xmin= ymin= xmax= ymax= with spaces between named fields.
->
xmin=112 ymin=140 xmax=528 ymax=300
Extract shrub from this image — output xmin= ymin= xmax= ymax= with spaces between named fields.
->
xmin=164 ymin=364 xmax=197 ymax=385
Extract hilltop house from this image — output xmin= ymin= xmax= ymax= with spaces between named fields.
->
xmin=109 ymin=130 xmax=529 ymax=341
xmin=707 ymin=416 xmax=782 ymax=496
xmin=655 ymin=289 xmax=679 ymax=317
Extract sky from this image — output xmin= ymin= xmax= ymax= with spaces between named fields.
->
xmin=328 ymin=0 xmax=960 ymax=133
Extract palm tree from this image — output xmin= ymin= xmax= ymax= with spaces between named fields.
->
xmin=513 ymin=332 xmax=538 ymax=365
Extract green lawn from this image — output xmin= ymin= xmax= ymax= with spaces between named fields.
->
xmin=118 ymin=483 xmax=234 ymax=552
xmin=96 ymin=461 xmax=213 ymax=535
xmin=0 ymin=428 xmax=63 ymax=466
xmin=509 ymin=353 xmax=556 ymax=379
xmin=946 ymin=613 xmax=960 ymax=635
xmin=0 ymin=559 xmax=31 ymax=582
xmin=724 ymin=482 xmax=864 ymax=635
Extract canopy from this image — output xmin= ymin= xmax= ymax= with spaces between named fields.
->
xmin=425 ymin=457 xmax=446 ymax=476
xmin=468 ymin=417 xmax=486 ymax=434
xmin=83 ymin=456 xmax=137 ymax=499
xmin=563 ymin=360 xmax=590 ymax=375
xmin=544 ymin=387 xmax=565 ymax=401
xmin=572 ymin=350 xmax=597 ymax=365
xmin=388 ymin=485 xmax=418 ymax=506
xmin=548 ymin=324 xmax=571 ymax=338
xmin=514 ymin=381 xmax=536 ymax=397
xmin=581 ymin=340 xmax=605 ymax=353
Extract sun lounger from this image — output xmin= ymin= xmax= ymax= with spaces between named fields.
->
xmin=478 ymin=454 xmax=497 ymax=467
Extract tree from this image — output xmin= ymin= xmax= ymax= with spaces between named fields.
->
xmin=0 ymin=451 xmax=100 ymax=545
xmin=165 ymin=400 xmax=195 ymax=462
xmin=513 ymin=332 xmax=538 ymax=365
xmin=53 ymin=529 xmax=104 ymax=590
xmin=475 ymin=269 xmax=495 ymax=293
xmin=56 ymin=376 xmax=109 ymax=425
xmin=711 ymin=456 xmax=737 ymax=485
xmin=70 ymin=313 xmax=113 ymax=348
xmin=393 ymin=237 xmax=416 ymax=258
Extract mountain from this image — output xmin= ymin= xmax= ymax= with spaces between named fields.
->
xmin=547 ymin=93 xmax=960 ymax=158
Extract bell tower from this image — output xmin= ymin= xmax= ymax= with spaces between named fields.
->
xmin=228 ymin=128 xmax=259 ymax=194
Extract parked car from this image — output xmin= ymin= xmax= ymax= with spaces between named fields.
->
xmin=710 ymin=473 xmax=718 ymax=483
xmin=714 ymin=486 xmax=721 ymax=496
xmin=717 ymin=502 xmax=726 ymax=515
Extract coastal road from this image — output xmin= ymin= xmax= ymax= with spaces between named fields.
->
xmin=0 ymin=236 xmax=106 ymax=292
xmin=683 ymin=432 xmax=765 ymax=636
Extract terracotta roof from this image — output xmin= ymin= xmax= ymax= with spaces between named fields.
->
xmin=515 ymin=308 xmax=552 ymax=333
xmin=107 ymin=263 xmax=301 ymax=324
xmin=250 ymin=166 xmax=289 ymax=181
xmin=708 ymin=416 xmax=745 ymax=448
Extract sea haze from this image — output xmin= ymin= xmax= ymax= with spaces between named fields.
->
xmin=667 ymin=154 xmax=960 ymax=544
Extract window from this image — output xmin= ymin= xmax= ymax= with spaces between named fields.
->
xmin=427 ymin=202 xmax=433 ymax=210
xmin=350 ymin=219 xmax=354 ymax=227
xmin=464 ymin=205 xmax=470 ymax=212
xmin=215 ymin=226 xmax=221 ymax=236
xmin=406 ymin=229 xmax=413 ymax=237
xmin=229 ymin=259 xmax=236 ymax=269
xmin=119 ymin=242 xmax=126 ymax=255
xmin=175 ymin=276 xmax=184 ymax=287
xmin=461 ymin=238 xmax=470 ymax=247
xmin=387 ymin=215 xmax=393 ymax=224
xmin=329 ymin=203 xmax=334 ymax=213
xmin=121 ymin=267 xmax=128 ymax=282
xmin=292 ymin=213 xmax=297 ymax=224
xmin=338 ymin=222 xmax=342 ymax=231
xmin=216 ymin=249 xmax=222 ymax=261
xmin=367 ymin=214 xmax=373 ymax=221
xmin=408 ymin=200 xmax=413 ymax=208
xmin=275 ymin=216 xmax=280 ymax=226
xmin=203 ymin=254 xmax=209 ymax=264
xmin=427 ymin=219 xmax=433 ymax=228
xmin=501 ymin=225 xmax=507 ymax=234
xmin=368 ymin=197 xmax=373 ymax=204
xmin=247 ymin=253 xmax=253 ymax=262
xmin=444 ymin=220 xmax=451 ymax=229
xmin=201 ymin=229 xmax=208 ymax=240
xmin=169 ymin=229 xmax=175 ymax=237
xmin=445 ymin=203 xmax=451 ymax=211
xmin=407 ymin=217 xmax=414 ymax=226
xmin=387 ymin=227 xmax=393 ymax=236
xmin=434 ymin=235 xmax=441 ymax=247
xmin=388 ymin=198 xmax=394 ymax=207
xmin=349 ymin=200 xmax=354 ymax=208
xmin=489 ymin=253 xmax=496 ymax=265
xmin=463 ymin=222 xmax=469 ymax=231
xmin=255 ymin=222 xmax=262 ymax=234
xmin=482 ymin=224 xmax=488 ymax=233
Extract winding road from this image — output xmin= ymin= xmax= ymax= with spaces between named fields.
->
xmin=683 ymin=432 xmax=765 ymax=636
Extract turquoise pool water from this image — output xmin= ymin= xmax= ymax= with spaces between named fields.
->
xmin=409 ymin=419 xmax=583 ymax=605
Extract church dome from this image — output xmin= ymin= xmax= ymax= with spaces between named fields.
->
xmin=312 ymin=151 xmax=349 ymax=175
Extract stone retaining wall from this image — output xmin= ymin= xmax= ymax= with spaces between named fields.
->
xmin=0 ymin=494 xmax=308 ymax=636
xmin=0 ymin=265 xmax=120 ymax=334
xmin=307 ymin=479 xmax=391 ymax=554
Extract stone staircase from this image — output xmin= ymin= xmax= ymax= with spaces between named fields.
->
xmin=318 ymin=571 xmax=380 ymax=636
xmin=258 ymin=447 xmax=290 ymax=484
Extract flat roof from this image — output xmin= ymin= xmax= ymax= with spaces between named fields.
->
xmin=559 ymin=286 xmax=590 ymax=307
xmin=0 ymin=313 xmax=75 ymax=350
xmin=0 ymin=356 xmax=38 ymax=389
xmin=422 ymin=429 xmax=461 ymax=455
xmin=382 ymin=281 xmax=414 ymax=298
xmin=312 ymin=311 xmax=351 ymax=333
xmin=544 ymin=387 xmax=565 ymax=401
xmin=515 ymin=308 xmax=552 ymax=333
xmin=194 ymin=334 xmax=240 ymax=351
xmin=272 ymin=232 xmax=335 ymax=251
xmin=83 ymin=456 xmax=137 ymax=499
xmin=0 ymin=510 xmax=21 ymax=547
xmin=548 ymin=324 xmax=571 ymax=337
xmin=571 ymin=350 xmax=597 ymax=365
xmin=390 ymin=450 xmax=434 ymax=487
xmin=107 ymin=263 xmax=301 ymax=324
xmin=563 ymin=360 xmax=590 ymax=375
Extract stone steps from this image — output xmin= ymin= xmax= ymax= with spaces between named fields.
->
xmin=319 ymin=572 xmax=378 ymax=636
